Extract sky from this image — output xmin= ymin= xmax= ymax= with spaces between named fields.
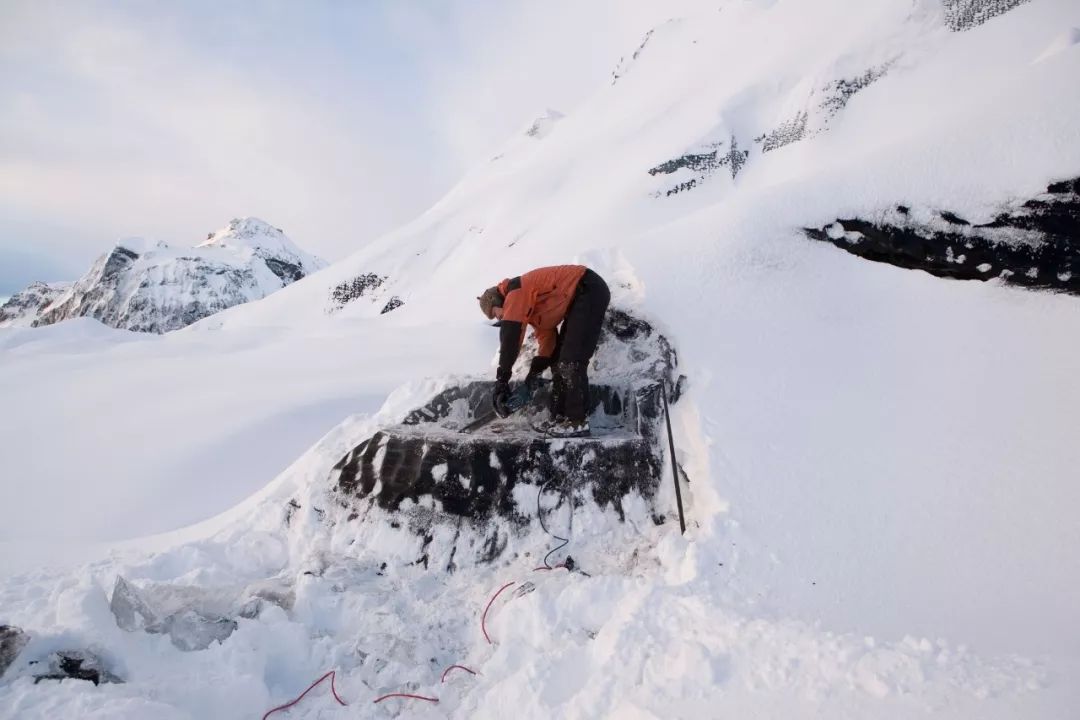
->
xmin=0 ymin=0 xmax=672 ymax=294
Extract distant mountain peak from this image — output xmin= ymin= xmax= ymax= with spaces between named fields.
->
xmin=2 ymin=219 xmax=328 ymax=334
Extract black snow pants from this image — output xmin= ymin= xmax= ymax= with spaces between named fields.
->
xmin=551 ymin=269 xmax=610 ymax=423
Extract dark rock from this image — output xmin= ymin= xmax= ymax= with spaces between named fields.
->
xmin=611 ymin=28 xmax=655 ymax=85
xmin=0 ymin=625 xmax=29 ymax=679
xmin=330 ymin=273 xmax=386 ymax=310
xmin=756 ymin=62 xmax=891 ymax=156
xmin=284 ymin=498 xmax=301 ymax=526
xmin=327 ymin=307 xmax=679 ymax=567
xmin=263 ymin=257 xmax=305 ymax=284
xmin=335 ymin=383 xmax=660 ymax=520
xmin=804 ymin=178 xmax=1080 ymax=294
xmin=0 ymin=282 xmax=71 ymax=326
xmin=380 ymin=296 xmax=404 ymax=314
xmin=759 ymin=112 xmax=808 ymax=153
xmin=109 ymin=576 xmax=158 ymax=631
xmin=939 ymin=211 xmax=970 ymax=226
xmin=1048 ymin=178 xmax=1080 ymax=195
xmin=818 ymin=64 xmax=891 ymax=116
xmin=649 ymin=135 xmax=750 ymax=196
xmin=943 ymin=0 xmax=1031 ymax=31
xmin=33 ymin=650 xmax=123 ymax=686
xmin=649 ymin=152 xmax=723 ymax=177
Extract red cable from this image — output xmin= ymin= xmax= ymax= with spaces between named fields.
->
xmin=373 ymin=692 xmax=440 ymax=704
xmin=481 ymin=581 xmax=517 ymax=644
xmin=262 ymin=670 xmax=347 ymax=720
xmin=259 ymin=564 xmax=574 ymax=717
xmin=440 ymin=664 xmax=478 ymax=683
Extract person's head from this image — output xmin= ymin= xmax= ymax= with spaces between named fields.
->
xmin=477 ymin=286 xmax=504 ymax=320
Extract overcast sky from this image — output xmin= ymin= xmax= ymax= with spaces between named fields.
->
xmin=0 ymin=0 xmax=676 ymax=294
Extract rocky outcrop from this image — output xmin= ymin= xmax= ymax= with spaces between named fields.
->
xmin=651 ymin=60 xmax=892 ymax=197
xmin=649 ymin=136 xmax=750 ymax=196
xmin=32 ymin=650 xmax=123 ymax=686
xmin=32 ymin=218 xmax=326 ymax=334
xmin=329 ymin=273 xmax=386 ymax=311
xmin=804 ymin=178 xmax=1080 ymax=293
xmin=943 ymin=0 xmax=1031 ymax=31
xmin=319 ymin=308 xmax=682 ymax=570
xmin=0 ymin=281 xmax=71 ymax=328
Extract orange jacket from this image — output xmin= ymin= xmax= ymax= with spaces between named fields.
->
xmin=497 ymin=264 xmax=587 ymax=363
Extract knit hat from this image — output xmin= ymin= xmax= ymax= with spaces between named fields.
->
xmin=477 ymin=286 xmax=503 ymax=319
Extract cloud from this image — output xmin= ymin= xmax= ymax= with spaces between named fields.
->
xmin=1 ymin=1 xmax=457 ymax=274
xmin=0 ymin=0 xmax=702 ymax=292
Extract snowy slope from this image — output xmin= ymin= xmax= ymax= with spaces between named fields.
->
xmin=2 ymin=1 xmax=1080 ymax=718
xmin=29 ymin=218 xmax=327 ymax=334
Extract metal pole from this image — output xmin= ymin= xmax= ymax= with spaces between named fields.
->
xmin=660 ymin=382 xmax=687 ymax=534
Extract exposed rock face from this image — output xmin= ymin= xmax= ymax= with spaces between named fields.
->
xmin=329 ymin=272 xmax=386 ymax=312
xmin=650 ymin=60 xmax=892 ymax=197
xmin=0 ymin=625 xmax=29 ymax=678
xmin=943 ymin=0 xmax=1031 ymax=31
xmin=31 ymin=218 xmax=326 ymax=334
xmin=0 ymin=281 xmax=71 ymax=328
xmin=804 ymin=178 xmax=1080 ymax=294
xmin=32 ymin=650 xmax=123 ymax=686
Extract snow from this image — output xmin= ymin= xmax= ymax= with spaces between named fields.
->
xmin=197 ymin=218 xmax=325 ymax=273
xmin=2 ymin=0 xmax=1080 ymax=718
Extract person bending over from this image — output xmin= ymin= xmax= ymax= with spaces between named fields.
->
xmin=477 ymin=264 xmax=610 ymax=438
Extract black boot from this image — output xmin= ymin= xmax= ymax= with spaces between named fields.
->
xmin=548 ymin=360 xmax=589 ymax=436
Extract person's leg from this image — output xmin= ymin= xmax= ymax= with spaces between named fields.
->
xmin=548 ymin=325 xmax=566 ymax=420
xmin=553 ymin=270 xmax=610 ymax=424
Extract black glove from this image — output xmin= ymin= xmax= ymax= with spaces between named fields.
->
xmin=493 ymin=379 xmax=511 ymax=418
xmin=525 ymin=356 xmax=552 ymax=392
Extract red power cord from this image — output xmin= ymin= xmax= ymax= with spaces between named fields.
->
xmin=262 ymin=670 xmax=347 ymax=720
xmin=481 ymin=581 xmax=517 ymax=644
xmin=441 ymin=664 xmax=478 ymax=683
xmin=260 ymin=563 xmax=573 ymax=717
xmin=373 ymin=692 xmax=439 ymax=704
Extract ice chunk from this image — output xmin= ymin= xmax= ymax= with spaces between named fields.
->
xmin=109 ymin=576 xmax=159 ymax=631
xmin=160 ymin=609 xmax=237 ymax=651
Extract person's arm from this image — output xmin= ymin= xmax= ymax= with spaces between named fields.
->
xmin=497 ymin=284 xmax=530 ymax=378
xmin=498 ymin=321 xmax=526 ymax=380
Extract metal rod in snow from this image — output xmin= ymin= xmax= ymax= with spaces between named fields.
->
xmin=661 ymin=382 xmax=687 ymax=534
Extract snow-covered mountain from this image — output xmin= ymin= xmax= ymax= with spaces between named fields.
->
xmin=22 ymin=218 xmax=326 ymax=333
xmin=2 ymin=1 xmax=1079 ymax=719
xmin=0 ymin=282 xmax=72 ymax=328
